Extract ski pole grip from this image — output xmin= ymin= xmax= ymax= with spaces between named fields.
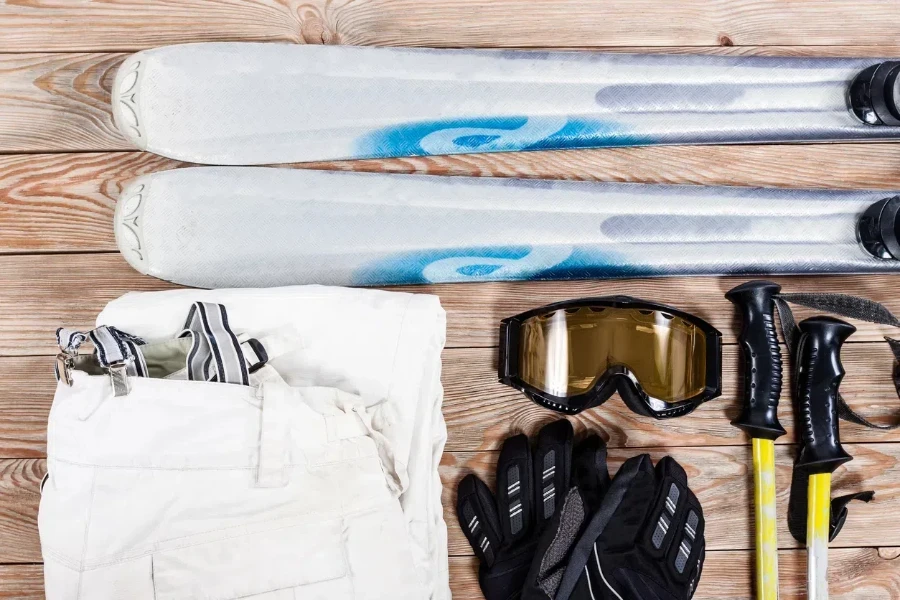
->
xmin=726 ymin=280 xmax=787 ymax=440
xmin=795 ymin=317 xmax=855 ymax=474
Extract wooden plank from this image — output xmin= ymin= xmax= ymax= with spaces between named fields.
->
xmin=2 ymin=446 xmax=897 ymax=562
xmin=0 ymin=459 xmax=43 ymax=564
xmin=3 ymin=254 xmax=900 ymax=353
xmin=426 ymin=275 xmax=900 ymax=348
xmin=0 ymin=254 xmax=177 ymax=355
xmin=4 ymin=2 xmax=900 ymax=51
xmin=8 ymin=143 xmax=900 ymax=253
xmin=0 ymin=358 xmax=52 ymax=459
xmin=0 ymin=54 xmax=127 ymax=153
xmin=440 ymin=444 xmax=900 ymax=557
xmin=441 ymin=345 xmax=900 ymax=451
xmin=4 ymin=344 xmax=900 ymax=457
xmin=0 ymin=153 xmax=178 ymax=253
xmin=0 ymin=565 xmax=43 ymax=600
xmin=450 ymin=548 xmax=900 ymax=600
xmin=1 ymin=552 xmax=898 ymax=600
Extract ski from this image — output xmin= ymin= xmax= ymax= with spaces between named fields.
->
xmin=115 ymin=168 xmax=900 ymax=288
xmin=112 ymin=43 xmax=900 ymax=165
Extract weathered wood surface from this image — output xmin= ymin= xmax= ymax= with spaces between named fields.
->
xmin=2 ymin=253 xmax=900 ymax=354
xmin=4 ymin=344 xmax=900 ymax=458
xmin=8 ymin=144 xmax=900 ymax=253
xmin=439 ymin=445 xmax=900 ymax=556
xmin=4 ymin=4 xmax=900 ymax=600
xmin=3 ymin=450 xmax=899 ymax=559
xmin=451 ymin=548 xmax=900 ymax=600
xmin=440 ymin=346 xmax=900 ymax=450
xmin=0 ymin=565 xmax=44 ymax=600
xmin=4 ymin=2 xmax=900 ymax=50
xmin=0 ymin=54 xmax=127 ymax=153
xmin=0 ymin=460 xmax=44 ymax=563
xmin=2 ymin=452 xmax=899 ymax=598
xmin=1 ymin=552 xmax=898 ymax=600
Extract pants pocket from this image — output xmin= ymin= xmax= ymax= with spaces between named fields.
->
xmin=151 ymin=517 xmax=348 ymax=600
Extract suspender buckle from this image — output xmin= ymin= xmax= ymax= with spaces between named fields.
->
xmin=108 ymin=361 xmax=132 ymax=397
xmin=55 ymin=353 xmax=75 ymax=387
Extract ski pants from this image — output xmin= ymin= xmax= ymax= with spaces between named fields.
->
xmin=39 ymin=366 xmax=426 ymax=599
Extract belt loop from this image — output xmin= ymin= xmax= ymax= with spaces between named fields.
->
xmin=256 ymin=380 xmax=290 ymax=488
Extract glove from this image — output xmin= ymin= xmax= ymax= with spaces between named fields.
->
xmin=524 ymin=454 xmax=705 ymax=600
xmin=457 ymin=420 xmax=610 ymax=600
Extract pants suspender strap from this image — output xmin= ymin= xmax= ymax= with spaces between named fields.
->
xmin=55 ymin=302 xmax=267 ymax=389
xmin=180 ymin=302 xmax=250 ymax=385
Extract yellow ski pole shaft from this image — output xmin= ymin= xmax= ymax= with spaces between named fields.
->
xmin=794 ymin=317 xmax=856 ymax=600
xmin=726 ymin=281 xmax=786 ymax=600
xmin=807 ymin=473 xmax=832 ymax=600
xmin=752 ymin=438 xmax=779 ymax=599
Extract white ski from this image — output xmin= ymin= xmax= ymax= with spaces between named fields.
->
xmin=115 ymin=167 xmax=900 ymax=288
xmin=112 ymin=43 xmax=900 ymax=165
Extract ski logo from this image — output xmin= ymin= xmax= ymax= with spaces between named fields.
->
xmin=352 ymin=245 xmax=647 ymax=285
xmin=356 ymin=116 xmax=649 ymax=157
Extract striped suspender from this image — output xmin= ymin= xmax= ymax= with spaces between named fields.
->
xmin=57 ymin=326 xmax=148 ymax=377
xmin=180 ymin=302 xmax=250 ymax=385
xmin=55 ymin=302 xmax=266 ymax=389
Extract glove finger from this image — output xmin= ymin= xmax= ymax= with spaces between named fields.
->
xmin=670 ymin=486 xmax=705 ymax=591
xmin=496 ymin=432 xmax=534 ymax=545
xmin=457 ymin=474 xmax=503 ymax=568
xmin=644 ymin=456 xmax=705 ymax=588
xmin=572 ymin=434 xmax=611 ymax=514
xmin=522 ymin=488 xmax=587 ymax=600
xmin=533 ymin=419 xmax=574 ymax=530
xmin=552 ymin=454 xmax=655 ymax=600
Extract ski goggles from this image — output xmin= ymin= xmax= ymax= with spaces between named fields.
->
xmin=499 ymin=296 xmax=722 ymax=418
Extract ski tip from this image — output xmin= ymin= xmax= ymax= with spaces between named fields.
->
xmin=112 ymin=53 xmax=149 ymax=151
xmin=115 ymin=177 xmax=152 ymax=277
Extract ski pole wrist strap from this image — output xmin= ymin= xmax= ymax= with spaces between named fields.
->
xmin=786 ymin=467 xmax=874 ymax=543
xmin=773 ymin=292 xmax=900 ymax=430
xmin=771 ymin=291 xmax=898 ymax=543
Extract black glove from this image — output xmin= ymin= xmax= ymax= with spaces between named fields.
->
xmin=524 ymin=454 xmax=705 ymax=600
xmin=457 ymin=420 xmax=610 ymax=600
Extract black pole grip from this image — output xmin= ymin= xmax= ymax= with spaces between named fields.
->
xmin=725 ymin=280 xmax=787 ymax=440
xmin=795 ymin=316 xmax=855 ymax=474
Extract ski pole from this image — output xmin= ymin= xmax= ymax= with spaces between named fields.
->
xmin=726 ymin=281 xmax=787 ymax=600
xmin=795 ymin=317 xmax=855 ymax=600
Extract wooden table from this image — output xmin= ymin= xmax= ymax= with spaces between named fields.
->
xmin=2 ymin=2 xmax=900 ymax=598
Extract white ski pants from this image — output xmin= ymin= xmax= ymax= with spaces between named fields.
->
xmin=39 ymin=285 xmax=450 ymax=599
xmin=40 ymin=368 xmax=426 ymax=599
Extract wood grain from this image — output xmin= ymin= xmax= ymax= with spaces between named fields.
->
xmin=441 ymin=345 xmax=900 ymax=451
xmin=0 ymin=358 xmax=52 ymax=459
xmin=8 ymin=143 xmax=900 ymax=253
xmin=0 ymin=553 xmax=898 ymax=600
xmin=440 ymin=444 xmax=900 ymax=557
xmin=452 ymin=548 xmax=900 ymax=600
xmin=3 ymin=253 xmax=900 ymax=354
xmin=3 ymin=450 xmax=899 ymax=572
xmin=4 ymin=2 xmax=900 ymax=50
xmin=2 ymin=2 xmax=900 ymax=599
xmin=0 ymin=153 xmax=180 ymax=253
xmin=0 ymin=459 xmax=43 ymax=564
xmin=0 ymin=54 xmax=127 ymax=153
xmin=0 ymin=254 xmax=177 ymax=356
xmin=4 ymin=343 xmax=900 ymax=458
xmin=0 ymin=566 xmax=44 ymax=600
